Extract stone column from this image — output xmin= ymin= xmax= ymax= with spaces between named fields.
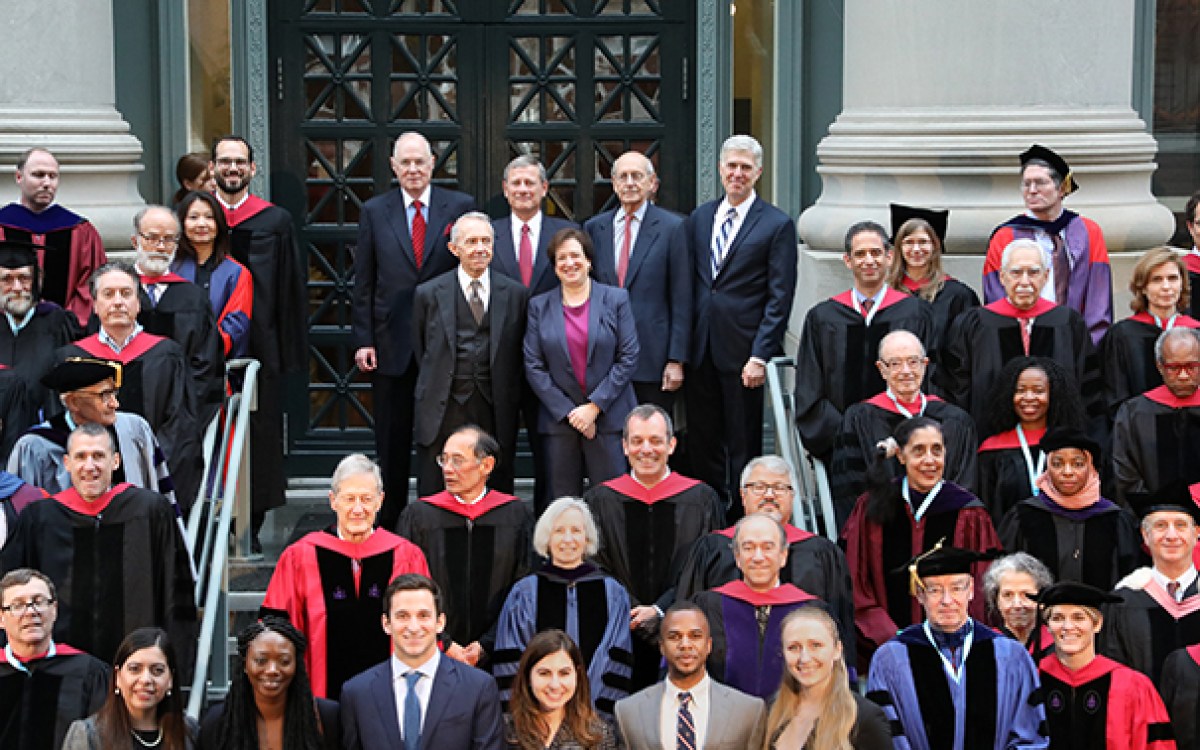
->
xmin=795 ymin=0 xmax=1174 ymax=317
xmin=0 ymin=1 xmax=145 ymax=249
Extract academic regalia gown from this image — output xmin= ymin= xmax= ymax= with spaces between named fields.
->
xmin=693 ymin=581 xmax=819 ymax=699
xmin=222 ymin=196 xmax=308 ymax=516
xmin=0 ymin=301 xmax=79 ymax=421
xmin=1099 ymin=314 xmax=1200 ymax=420
xmin=1187 ymin=253 xmax=1200 ymax=318
xmin=794 ymin=290 xmax=935 ymax=459
xmin=583 ymin=473 xmax=724 ymax=689
xmin=0 ymin=471 xmax=47 ymax=549
xmin=6 ymin=411 xmax=178 ymax=509
xmin=395 ymin=489 xmax=533 ymax=654
xmin=493 ymin=562 xmax=633 ymax=715
xmin=1111 ymin=387 xmax=1200 ymax=505
xmin=897 ymin=276 xmax=980 ymax=364
xmin=673 ymin=523 xmax=856 ymax=671
xmin=938 ymin=298 xmax=1105 ymax=437
xmin=1002 ymin=625 xmax=1056 ymax=665
xmin=1039 ymin=653 xmax=1176 ymax=750
xmin=0 ymin=643 xmax=110 ymax=750
xmin=977 ymin=427 xmax=1046 ymax=525
xmin=0 ymin=483 xmax=198 ymax=673
xmin=998 ymin=494 xmax=1143 ymax=591
xmin=134 ymin=273 xmax=225 ymax=429
xmin=0 ymin=203 xmax=107 ymax=326
xmin=0 ymin=366 xmax=35 ymax=458
xmin=843 ymin=481 xmax=1000 ymax=655
xmin=1159 ymin=644 xmax=1200 ymax=750
xmin=57 ymin=333 xmax=201 ymax=515
xmin=173 ymin=256 xmax=254 ymax=359
xmin=867 ymin=619 xmax=1047 ymax=750
xmin=1102 ymin=575 xmax=1200 ymax=685
xmin=260 ymin=527 xmax=430 ymax=699
xmin=830 ymin=392 xmax=979 ymax=527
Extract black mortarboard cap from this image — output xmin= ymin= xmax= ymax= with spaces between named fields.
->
xmin=1036 ymin=581 xmax=1122 ymax=609
xmin=40 ymin=357 xmax=123 ymax=393
xmin=1020 ymin=144 xmax=1078 ymax=196
xmin=893 ymin=539 xmax=998 ymax=594
xmin=1038 ymin=426 xmax=1101 ymax=467
xmin=1126 ymin=480 xmax=1200 ymax=524
xmin=0 ymin=240 xmax=38 ymax=269
xmin=890 ymin=203 xmax=949 ymax=246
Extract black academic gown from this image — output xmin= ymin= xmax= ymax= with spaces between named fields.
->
xmin=0 ymin=644 xmax=110 ymax=750
xmin=672 ymin=523 xmax=855 ymax=671
xmin=0 ymin=301 xmax=78 ymax=421
xmin=1099 ymin=314 xmax=1200 ymax=420
xmin=395 ymin=490 xmax=533 ymax=655
xmin=1160 ymin=644 xmax=1200 ymax=750
xmin=56 ymin=333 xmax=201 ymax=515
xmin=938 ymin=298 xmax=1105 ymax=438
xmin=794 ymin=290 xmax=934 ymax=460
xmin=1111 ymin=386 xmax=1200 ymax=505
xmin=1103 ymin=577 xmax=1200 ymax=685
xmin=693 ymin=581 xmax=820 ymax=699
xmin=829 ymin=392 xmax=978 ymax=527
xmin=1 ymin=483 xmax=198 ymax=674
xmin=135 ymin=274 xmax=225 ymax=429
xmin=998 ymin=494 xmax=1143 ymax=591
xmin=0 ymin=367 xmax=35 ymax=459
xmin=223 ymin=197 xmax=308 ymax=516
xmin=977 ymin=427 xmax=1046 ymax=525
xmin=897 ymin=277 xmax=980 ymax=365
xmin=583 ymin=473 xmax=724 ymax=689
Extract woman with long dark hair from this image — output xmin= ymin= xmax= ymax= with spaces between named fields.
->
xmin=174 ymin=190 xmax=254 ymax=360
xmin=842 ymin=416 xmax=998 ymax=666
xmin=976 ymin=356 xmax=1086 ymax=523
xmin=198 ymin=617 xmax=338 ymax=750
xmin=173 ymin=152 xmax=214 ymax=205
xmin=763 ymin=607 xmax=891 ymax=750
xmin=62 ymin=627 xmax=197 ymax=750
xmin=505 ymin=629 xmax=617 ymax=750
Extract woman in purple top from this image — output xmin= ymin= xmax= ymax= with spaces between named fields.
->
xmin=524 ymin=227 xmax=639 ymax=498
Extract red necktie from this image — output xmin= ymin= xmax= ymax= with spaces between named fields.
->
xmin=1020 ymin=318 xmax=1032 ymax=355
xmin=617 ymin=212 xmax=635 ymax=287
xmin=519 ymin=223 xmax=533 ymax=287
xmin=411 ymin=199 xmax=426 ymax=269
xmin=1168 ymin=581 xmax=1181 ymax=601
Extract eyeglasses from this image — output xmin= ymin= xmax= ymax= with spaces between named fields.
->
xmin=881 ymin=356 xmax=925 ymax=370
xmin=435 ymin=453 xmax=478 ymax=469
xmin=1 ymin=597 xmax=55 ymax=616
xmin=1161 ymin=361 xmax=1200 ymax=375
xmin=137 ymin=232 xmax=180 ymax=248
xmin=1021 ymin=178 xmax=1055 ymax=190
xmin=78 ymin=387 xmax=119 ymax=403
xmin=742 ymin=482 xmax=793 ymax=496
xmin=921 ymin=582 xmax=972 ymax=598
xmin=215 ymin=157 xmax=250 ymax=168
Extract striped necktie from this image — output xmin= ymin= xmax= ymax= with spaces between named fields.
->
xmin=677 ymin=691 xmax=696 ymax=750
xmin=710 ymin=206 xmax=737 ymax=276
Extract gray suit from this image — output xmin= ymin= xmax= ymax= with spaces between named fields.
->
xmin=614 ymin=680 xmax=766 ymax=750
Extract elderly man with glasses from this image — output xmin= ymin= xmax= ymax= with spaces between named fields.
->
xmin=0 ymin=568 xmax=110 ymax=750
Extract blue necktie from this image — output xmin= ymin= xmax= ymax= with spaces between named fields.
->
xmin=710 ymin=207 xmax=737 ymax=277
xmin=677 ymin=691 xmax=695 ymax=750
xmin=403 ymin=671 xmax=421 ymax=750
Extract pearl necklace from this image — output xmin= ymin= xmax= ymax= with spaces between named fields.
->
xmin=131 ymin=727 xmax=163 ymax=748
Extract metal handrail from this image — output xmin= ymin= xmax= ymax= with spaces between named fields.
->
xmin=187 ymin=358 xmax=261 ymax=719
xmin=765 ymin=357 xmax=838 ymax=541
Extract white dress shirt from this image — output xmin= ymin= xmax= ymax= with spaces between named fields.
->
xmin=457 ymin=267 xmax=491 ymax=311
xmin=392 ymin=649 xmax=440 ymax=739
xmin=613 ymin=201 xmax=648 ymax=267
xmin=1152 ymin=566 xmax=1198 ymax=601
xmin=709 ymin=191 xmax=756 ymax=261
xmin=659 ymin=674 xmax=711 ymax=750
xmin=404 ymin=185 xmax=433 ymax=234
xmin=510 ymin=211 xmax=544 ymax=264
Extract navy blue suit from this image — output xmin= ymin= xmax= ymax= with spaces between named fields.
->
xmin=351 ymin=186 xmax=475 ymax=524
xmin=523 ymin=282 xmax=639 ymax=498
xmin=339 ymin=655 xmax=503 ymax=750
xmin=490 ymin=214 xmax=577 ymax=298
xmin=586 ymin=204 xmax=691 ymax=407
xmin=684 ymin=195 xmax=798 ymax=506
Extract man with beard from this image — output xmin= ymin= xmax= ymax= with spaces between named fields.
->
xmin=0 ymin=239 xmax=78 ymax=425
xmin=584 ymin=404 xmax=725 ymax=689
xmin=0 ymin=148 xmax=107 ymax=326
xmin=55 ymin=263 xmax=199 ymax=514
xmin=130 ymin=205 xmax=224 ymax=437
xmin=212 ymin=136 xmax=308 ymax=548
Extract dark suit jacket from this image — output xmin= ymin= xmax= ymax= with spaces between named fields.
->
xmin=685 ymin=196 xmax=798 ymax=372
xmin=523 ymin=282 xmax=639 ymax=435
xmin=339 ymin=655 xmax=503 ymax=750
xmin=411 ymin=269 xmax=529 ymax=447
xmin=491 ymin=214 xmax=577 ymax=297
xmin=352 ymin=186 xmax=475 ymax=375
xmin=586 ymin=204 xmax=691 ymax=382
